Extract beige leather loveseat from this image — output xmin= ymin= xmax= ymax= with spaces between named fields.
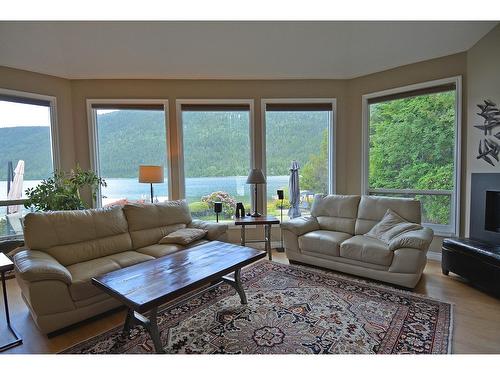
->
xmin=281 ymin=195 xmax=433 ymax=288
xmin=13 ymin=200 xmax=228 ymax=334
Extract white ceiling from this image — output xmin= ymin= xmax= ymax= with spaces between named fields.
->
xmin=0 ymin=21 xmax=497 ymax=80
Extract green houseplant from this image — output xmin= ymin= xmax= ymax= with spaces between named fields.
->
xmin=24 ymin=166 xmax=106 ymax=211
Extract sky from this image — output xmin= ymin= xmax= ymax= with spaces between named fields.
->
xmin=0 ymin=101 xmax=50 ymax=127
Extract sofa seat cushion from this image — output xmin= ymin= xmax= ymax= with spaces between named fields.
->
xmin=135 ymin=243 xmax=184 ymax=258
xmin=103 ymin=251 xmax=154 ymax=268
xmin=67 ymin=258 xmax=121 ymax=301
xmin=340 ymin=235 xmax=393 ymax=266
xmin=298 ymin=230 xmax=352 ymax=257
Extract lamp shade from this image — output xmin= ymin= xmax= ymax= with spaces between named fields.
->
xmin=246 ymin=169 xmax=266 ymax=184
xmin=139 ymin=165 xmax=164 ymax=183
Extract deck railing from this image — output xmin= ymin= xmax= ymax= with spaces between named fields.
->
xmin=0 ymin=199 xmax=29 ymax=240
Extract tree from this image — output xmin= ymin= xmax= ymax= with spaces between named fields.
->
xmin=301 ymin=128 xmax=328 ymax=194
xmin=369 ymin=91 xmax=455 ymax=224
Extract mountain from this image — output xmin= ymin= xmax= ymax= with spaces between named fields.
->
xmin=1 ymin=110 xmax=328 ymax=180
xmin=0 ymin=126 xmax=52 ymax=180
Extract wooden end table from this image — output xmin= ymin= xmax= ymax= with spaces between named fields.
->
xmin=0 ymin=252 xmax=22 ymax=352
xmin=234 ymin=216 xmax=280 ymax=260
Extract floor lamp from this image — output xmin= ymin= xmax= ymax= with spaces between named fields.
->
xmin=139 ymin=165 xmax=164 ymax=203
xmin=276 ymin=189 xmax=285 ymax=252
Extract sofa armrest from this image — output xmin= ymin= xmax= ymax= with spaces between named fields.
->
xmin=13 ymin=249 xmax=72 ymax=285
xmin=388 ymin=227 xmax=434 ymax=252
xmin=188 ymin=219 xmax=229 ymax=241
xmin=281 ymin=217 xmax=320 ymax=236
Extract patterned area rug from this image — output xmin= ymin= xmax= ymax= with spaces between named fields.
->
xmin=63 ymin=261 xmax=453 ymax=354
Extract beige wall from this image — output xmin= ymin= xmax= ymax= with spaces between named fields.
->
xmin=465 ymin=24 xmax=500 ymax=236
xmin=0 ymin=51 xmax=475 ymax=252
xmin=346 ymin=53 xmax=467 ymax=220
xmin=345 ymin=53 xmax=468 ymax=253
xmin=70 ymin=79 xmax=348 ymax=210
xmin=0 ymin=66 xmax=76 ymax=171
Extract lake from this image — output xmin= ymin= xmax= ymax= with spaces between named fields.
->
xmin=0 ymin=176 xmax=290 ymax=204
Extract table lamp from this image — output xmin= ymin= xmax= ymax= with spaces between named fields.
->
xmin=139 ymin=165 xmax=164 ymax=203
xmin=246 ymin=168 xmax=266 ymax=217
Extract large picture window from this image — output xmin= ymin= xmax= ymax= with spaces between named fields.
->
xmin=179 ymin=101 xmax=252 ymax=220
xmin=263 ymin=100 xmax=335 ymax=218
xmin=363 ymin=78 xmax=461 ymax=235
xmin=89 ymin=101 xmax=169 ymax=207
xmin=0 ymin=89 xmax=58 ymax=239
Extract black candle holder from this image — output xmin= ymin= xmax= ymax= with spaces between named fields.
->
xmin=235 ymin=202 xmax=245 ymax=218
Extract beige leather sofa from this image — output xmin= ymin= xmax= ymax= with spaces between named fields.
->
xmin=281 ymin=195 xmax=433 ymax=288
xmin=13 ymin=200 xmax=228 ymax=334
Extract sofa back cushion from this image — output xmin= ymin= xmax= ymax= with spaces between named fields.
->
xmin=355 ymin=195 xmax=421 ymax=235
xmin=123 ymin=200 xmax=192 ymax=249
xmin=310 ymin=194 xmax=361 ymax=235
xmin=23 ymin=206 xmax=132 ymax=266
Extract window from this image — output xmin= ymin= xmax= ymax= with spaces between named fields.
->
xmin=263 ymin=100 xmax=336 ymax=219
xmin=88 ymin=101 xmax=169 ymax=207
xmin=178 ymin=101 xmax=252 ymax=221
xmin=0 ymin=89 xmax=58 ymax=239
xmin=363 ymin=78 xmax=461 ymax=235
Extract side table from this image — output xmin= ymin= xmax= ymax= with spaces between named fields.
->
xmin=234 ymin=216 xmax=280 ymax=260
xmin=0 ymin=252 xmax=22 ymax=352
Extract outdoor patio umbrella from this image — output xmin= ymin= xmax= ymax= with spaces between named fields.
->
xmin=7 ymin=160 xmax=25 ymax=214
xmin=288 ymin=160 xmax=301 ymax=219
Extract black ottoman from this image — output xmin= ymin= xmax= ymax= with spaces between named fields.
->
xmin=442 ymin=238 xmax=500 ymax=297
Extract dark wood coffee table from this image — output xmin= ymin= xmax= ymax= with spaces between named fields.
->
xmin=92 ymin=241 xmax=265 ymax=353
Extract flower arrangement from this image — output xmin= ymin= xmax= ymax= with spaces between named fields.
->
xmin=201 ymin=191 xmax=236 ymax=219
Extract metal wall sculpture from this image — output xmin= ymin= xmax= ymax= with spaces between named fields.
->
xmin=475 ymin=99 xmax=500 ymax=166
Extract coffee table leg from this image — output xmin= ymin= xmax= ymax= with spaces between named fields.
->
xmin=145 ymin=308 xmax=164 ymax=354
xmin=121 ymin=308 xmax=164 ymax=353
xmin=122 ymin=308 xmax=134 ymax=335
xmin=222 ymin=268 xmax=247 ymax=305
xmin=265 ymin=224 xmax=272 ymax=260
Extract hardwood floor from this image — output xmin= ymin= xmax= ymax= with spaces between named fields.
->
xmin=1 ymin=249 xmax=499 ymax=354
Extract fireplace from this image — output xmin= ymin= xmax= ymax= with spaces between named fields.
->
xmin=470 ymin=173 xmax=500 ymax=244
xmin=485 ymin=190 xmax=500 ymax=233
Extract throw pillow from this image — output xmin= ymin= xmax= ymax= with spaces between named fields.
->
xmin=158 ymin=228 xmax=207 ymax=245
xmin=365 ymin=209 xmax=422 ymax=244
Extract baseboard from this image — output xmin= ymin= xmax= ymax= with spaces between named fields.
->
xmin=427 ymin=251 xmax=442 ymax=262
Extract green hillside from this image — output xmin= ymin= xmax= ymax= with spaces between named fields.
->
xmin=0 ymin=126 xmax=52 ymax=180
xmin=1 ymin=110 xmax=328 ymax=180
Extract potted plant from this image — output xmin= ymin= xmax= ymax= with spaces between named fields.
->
xmin=24 ymin=166 xmax=106 ymax=211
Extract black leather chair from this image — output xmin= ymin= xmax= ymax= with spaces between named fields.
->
xmin=442 ymin=237 xmax=500 ymax=297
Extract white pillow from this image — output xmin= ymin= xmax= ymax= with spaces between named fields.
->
xmin=365 ymin=209 xmax=422 ymax=244
xmin=158 ymin=228 xmax=207 ymax=245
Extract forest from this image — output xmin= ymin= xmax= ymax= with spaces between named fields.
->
xmin=368 ymin=91 xmax=455 ymax=224
xmin=0 ymin=110 xmax=327 ymax=180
